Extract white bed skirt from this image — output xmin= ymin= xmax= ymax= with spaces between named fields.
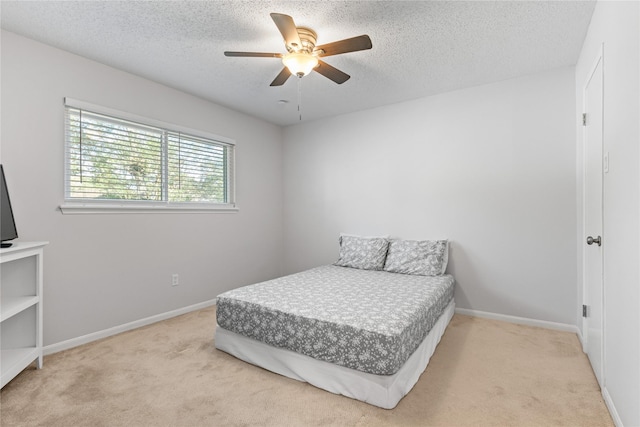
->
xmin=214 ymin=300 xmax=455 ymax=409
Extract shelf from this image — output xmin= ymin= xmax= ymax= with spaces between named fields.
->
xmin=1 ymin=296 xmax=39 ymax=322
xmin=0 ymin=347 xmax=39 ymax=388
xmin=1 ymin=241 xmax=47 ymax=389
xmin=0 ymin=241 xmax=48 ymax=262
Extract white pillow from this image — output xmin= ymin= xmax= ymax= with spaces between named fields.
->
xmin=383 ymin=239 xmax=449 ymax=276
xmin=334 ymin=234 xmax=390 ymax=271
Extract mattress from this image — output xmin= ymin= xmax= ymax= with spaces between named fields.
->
xmin=215 ymin=299 xmax=455 ymax=409
xmin=216 ymin=265 xmax=454 ymax=375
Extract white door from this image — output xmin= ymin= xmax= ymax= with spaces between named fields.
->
xmin=583 ymin=51 xmax=604 ymax=388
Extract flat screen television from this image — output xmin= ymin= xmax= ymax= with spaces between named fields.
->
xmin=1 ymin=164 xmax=19 ymax=248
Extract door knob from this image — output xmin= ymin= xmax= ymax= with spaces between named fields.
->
xmin=586 ymin=236 xmax=601 ymax=246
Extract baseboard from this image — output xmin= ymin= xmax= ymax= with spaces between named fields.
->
xmin=44 ymin=299 xmax=217 ymax=356
xmin=602 ymin=387 xmax=623 ymax=427
xmin=576 ymin=328 xmax=586 ymax=351
xmin=45 ymin=303 xmax=580 ymax=357
xmin=455 ymin=307 xmax=580 ymax=334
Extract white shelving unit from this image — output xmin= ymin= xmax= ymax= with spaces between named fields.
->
xmin=1 ymin=241 xmax=47 ymax=388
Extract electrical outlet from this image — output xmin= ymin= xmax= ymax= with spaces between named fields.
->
xmin=172 ymin=274 xmax=179 ymax=287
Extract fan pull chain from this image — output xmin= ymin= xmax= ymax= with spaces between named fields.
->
xmin=297 ymin=75 xmax=303 ymax=121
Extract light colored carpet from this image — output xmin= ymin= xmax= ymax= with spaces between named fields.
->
xmin=1 ymin=307 xmax=612 ymax=426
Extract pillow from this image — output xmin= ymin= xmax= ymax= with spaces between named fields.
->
xmin=383 ymin=239 xmax=449 ymax=276
xmin=334 ymin=234 xmax=390 ymax=271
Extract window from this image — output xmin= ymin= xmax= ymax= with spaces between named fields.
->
xmin=61 ymin=98 xmax=236 ymax=213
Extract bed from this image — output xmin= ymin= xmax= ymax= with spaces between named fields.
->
xmin=215 ymin=236 xmax=453 ymax=409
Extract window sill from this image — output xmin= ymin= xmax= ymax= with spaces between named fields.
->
xmin=59 ymin=202 xmax=239 ymax=215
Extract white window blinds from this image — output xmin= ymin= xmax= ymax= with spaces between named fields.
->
xmin=63 ymin=99 xmax=235 ymax=210
xmin=167 ymin=132 xmax=231 ymax=203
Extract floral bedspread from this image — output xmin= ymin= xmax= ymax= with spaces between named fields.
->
xmin=216 ymin=265 xmax=454 ymax=375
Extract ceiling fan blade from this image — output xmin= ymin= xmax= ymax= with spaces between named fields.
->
xmin=224 ymin=51 xmax=283 ymax=58
xmin=314 ymin=60 xmax=350 ymax=84
xmin=270 ymin=13 xmax=302 ymax=50
xmin=315 ymin=35 xmax=372 ymax=57
xmin=270 ymin=67 xmax=292 ymax=86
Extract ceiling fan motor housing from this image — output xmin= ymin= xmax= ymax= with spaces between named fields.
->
xmin=288 ymin=27 xmax=318 ymax=54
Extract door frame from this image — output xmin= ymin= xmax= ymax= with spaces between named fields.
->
xmin=581 ymin=44 xmax=605 ymax=385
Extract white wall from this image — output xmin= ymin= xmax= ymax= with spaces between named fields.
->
xmin=575 ymin=1 xmax=640 ymax=425
xmin=283 ymin=67 xmax=577 ymax=325
xmin=0 ymin=31 xmax=284 ymax=346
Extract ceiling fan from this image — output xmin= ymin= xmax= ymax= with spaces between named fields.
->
xmin=224 ymin=13 xmax=372 ymax=86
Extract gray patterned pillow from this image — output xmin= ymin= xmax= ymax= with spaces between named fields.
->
xmin=383 ymin=239 xmax=449 ymax=276
xmin=334 ymin=234 xmax=390 ymax=270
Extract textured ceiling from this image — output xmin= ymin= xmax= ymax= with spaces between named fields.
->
xmin=1 ymin=1 xmax=596 ymax=126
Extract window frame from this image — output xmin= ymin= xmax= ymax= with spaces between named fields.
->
xmin=60 ymin=98 xmax=237 ymax=215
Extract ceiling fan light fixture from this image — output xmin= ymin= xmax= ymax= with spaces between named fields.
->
xmin=282 ymin=52 xmax=318 ymax=77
